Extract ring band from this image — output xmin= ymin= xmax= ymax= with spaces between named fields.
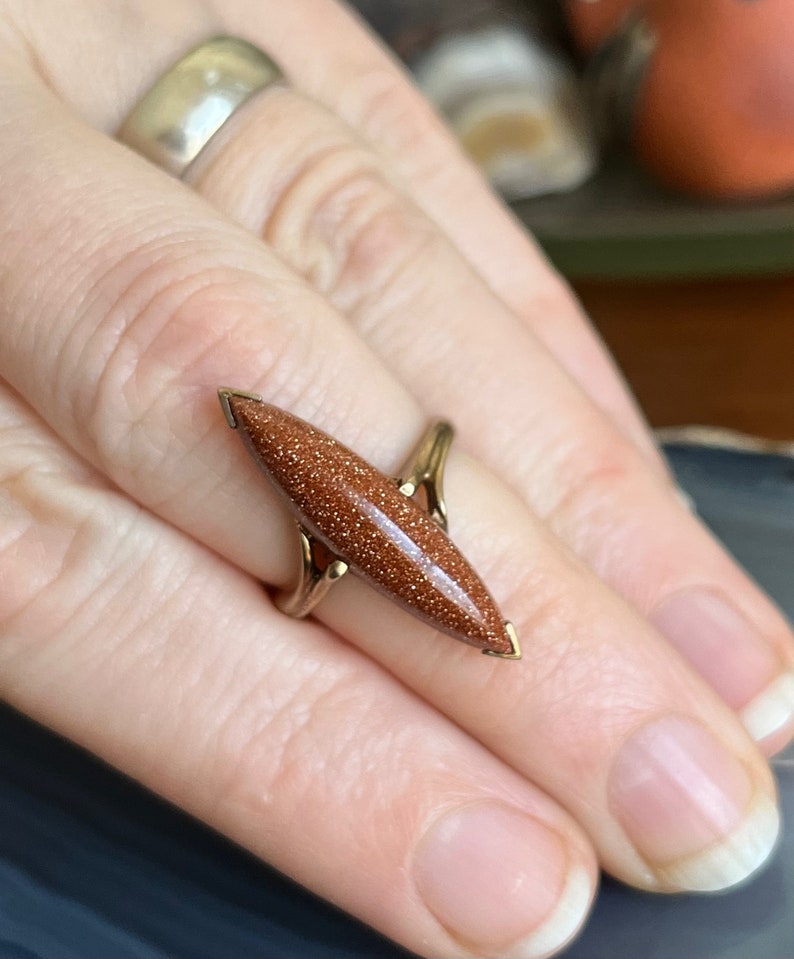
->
xmin=118 ymin=36 xmax=282 ymax=177
xmin=218 ymin=389 xmax=521 ymax=661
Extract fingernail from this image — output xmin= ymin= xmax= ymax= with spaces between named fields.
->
xmin=413 ymin=802 xmax=591 ymax=957
xmin=610 ymin=716 xmax=780 ymax=891
xmin=740 ymin=672 xmax=794 ymax=742
xmin=652 ymin=590 xmax=791 ymax=738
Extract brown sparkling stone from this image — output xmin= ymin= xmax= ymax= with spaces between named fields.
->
xmin=227 ymin=396 xmax=514 ymax=656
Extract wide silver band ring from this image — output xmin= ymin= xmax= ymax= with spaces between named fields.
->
xmin=118 ymin=36 xmax=283 ymax=178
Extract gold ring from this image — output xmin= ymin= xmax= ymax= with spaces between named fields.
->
xmin=118 ymin=36 xmax=282 ymax=178
xmin=218 ymin=389 xmax=521 ymax=661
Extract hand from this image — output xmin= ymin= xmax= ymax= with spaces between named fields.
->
xmin=1 ymin=2 xmax=791 ymax=957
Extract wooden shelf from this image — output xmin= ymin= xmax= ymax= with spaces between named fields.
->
xmin=576 ymin=274 xmax=794 ymax=440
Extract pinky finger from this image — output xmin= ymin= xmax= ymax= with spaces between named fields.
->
xmin=0 ymin=381 xmax=596 ymax=959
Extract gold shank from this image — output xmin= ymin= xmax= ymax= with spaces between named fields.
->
xmin=396 ymin=420 xmax=454 ymax=532
xmin=276 ymin=527 xmax=349 ymax=618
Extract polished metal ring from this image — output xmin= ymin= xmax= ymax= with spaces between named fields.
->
xmin=118 ymin=36 xmax=282 ymax=178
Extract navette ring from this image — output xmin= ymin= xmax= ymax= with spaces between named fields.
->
xmin=118 ymin=36 xmax=283 ymax=178
xmin=219 ymin=388 xmax=521 ymax=660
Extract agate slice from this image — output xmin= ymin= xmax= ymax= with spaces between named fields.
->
xmin=219 ymin=388 xmax=520 ymax=659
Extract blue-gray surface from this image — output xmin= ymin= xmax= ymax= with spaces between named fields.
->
xmin=1 ymin=444 xmax=792 ymax=959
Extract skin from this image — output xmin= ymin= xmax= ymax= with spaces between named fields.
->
xmin=0 ymin=1 xmax=792 ymax=956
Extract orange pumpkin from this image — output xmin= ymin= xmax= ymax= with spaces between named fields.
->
xmin=563 ymin=0 xmax=641 ymax=54
xmin=565 ymin=0 xmax=794 ymax=198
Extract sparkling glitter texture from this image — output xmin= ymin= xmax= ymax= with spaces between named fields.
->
xmin=229 ymin=397 xmax=513 ymax=655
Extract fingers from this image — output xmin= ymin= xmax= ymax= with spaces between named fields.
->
xmin=0 ymin=381 xmax=597 ymax=959
xmin=9 ymin=0 xmax=663 ymax=468
xmin=181 ymin=71 xmax=794 ymax=747
xmin=27 ymin=3 xmax=791 ymax=751
xmin=39 ymin=0 xmax=787 ymax=745
xmin=0 ymin=65 xmax=782 ymax=894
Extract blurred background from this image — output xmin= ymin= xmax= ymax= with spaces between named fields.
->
xmin=352 ymin=0 xmax=794 ymax=443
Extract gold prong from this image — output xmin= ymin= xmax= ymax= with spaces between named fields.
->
xmin=218 ymin=387 xmax=263 ymax=428
xmin=482 ymin=621 xmax=522 ymax=660
xmin=327 ymin=559 xmax=349 ymax=580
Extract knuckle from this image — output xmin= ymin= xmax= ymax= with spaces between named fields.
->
xmin=214 ymin=666 xmax=362 ymax=811
xmin=262 ymin=136 xmax=440 ymax=321
xmin=0 ymin=431 xmax=200 ymax=701
xmin=543 ymin=428 xmax=640 ymax=542
xmin=485 ymin=560 xmax=655 ymax=762
xmin=0 ymin=471 xmax=51 ymax=634
xmin=68 ymin=236 xmax=304 ymax=479
xmin=0 ymin=433 xmax=72 ymax=632
xmin=470 ymin=534 xmax=580 ymax=685
xmin=502 ymin=572 xmax=578 ymax=681
xmin=330 ymin=188 xmax=441 ymax=331
xmin=212 ymin=659 xmax=419 ymax=837
xmin=0 ymin=438 xmax=128 ymax=660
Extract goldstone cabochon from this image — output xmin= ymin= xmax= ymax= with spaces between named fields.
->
xmin=226 ymin=394 xmax=515 ymax=657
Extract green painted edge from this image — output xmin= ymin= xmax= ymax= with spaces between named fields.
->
xmin=532 ymin=227 xmax=794 ymax=281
